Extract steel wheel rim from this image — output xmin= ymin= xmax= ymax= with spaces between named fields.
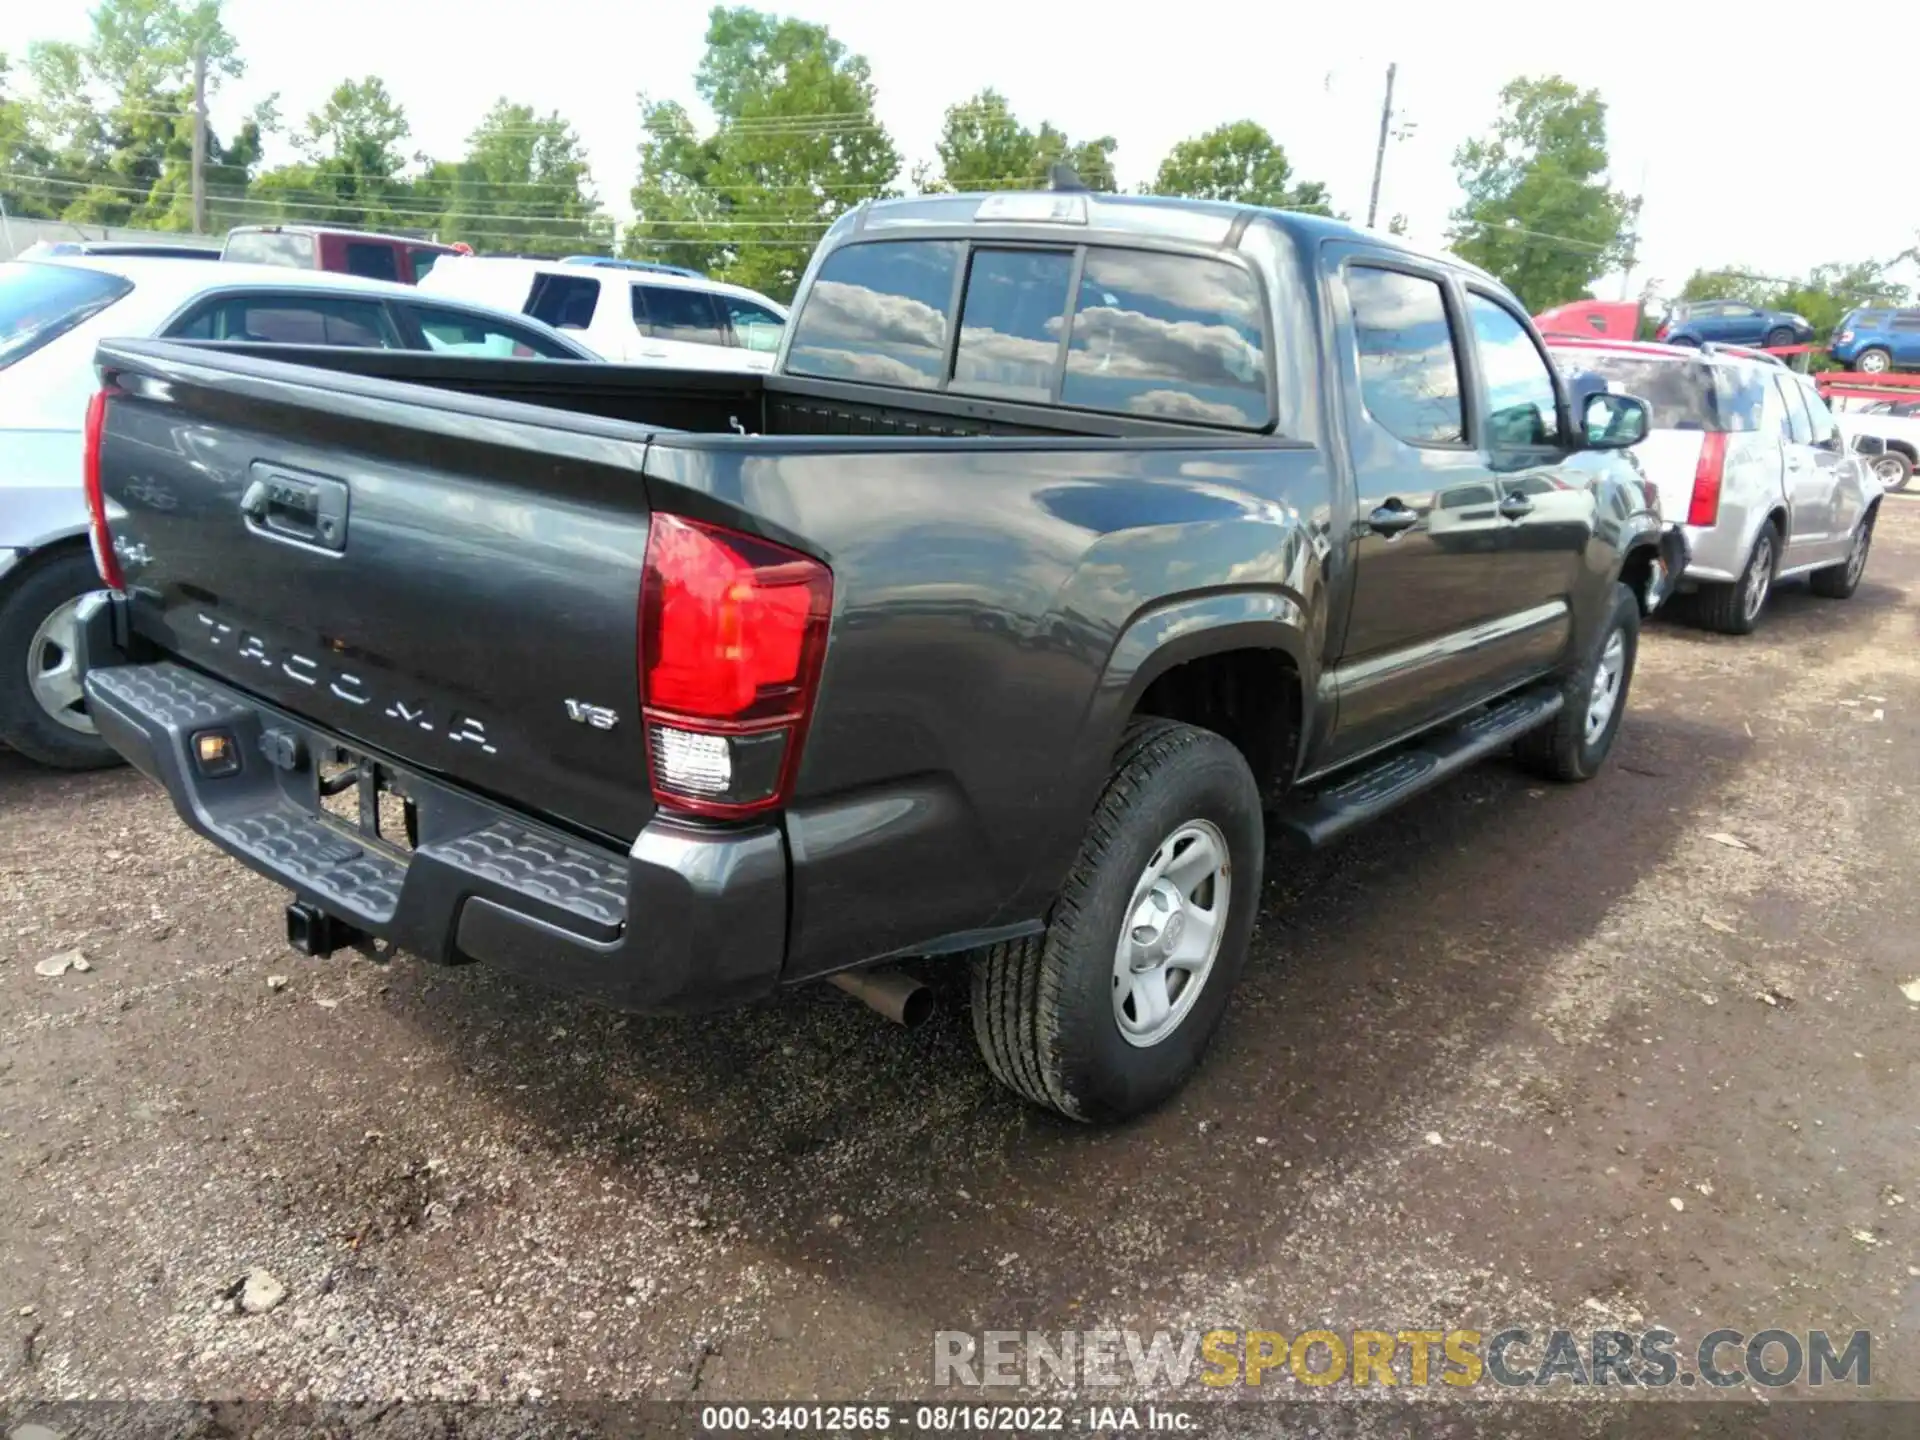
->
xmin=1743 ymin=536 xmax=1773 ymax=621
xmin=1872 ymin=456 xmax=1905 ymax=487
xmin=1585 ymin=628 xmax=1626 ymax=745
xmin=1846 ymin=523 xmax=1872 ymax=586
xmin=27 ymin=595 xmax=96 ymax=735
xmin=1111 ymin=819 xmax=1230 ymax=1048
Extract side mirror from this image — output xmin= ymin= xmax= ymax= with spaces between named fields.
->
xmin=1582 ymin=391 xmax=1649 ymax=449
xmin=1853 ymin=434 xmax=1886 ymax=457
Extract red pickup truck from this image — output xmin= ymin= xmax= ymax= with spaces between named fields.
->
xmin=220 ymin=226 xmax=463 ymax=286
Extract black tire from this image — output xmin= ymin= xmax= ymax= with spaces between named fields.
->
xmin=1691 ymin=522 xmax=1778 ymax=636
xmin=0 ymin=546 xmax=120 ymax=770
xmin=1668 ymin=335 xmax=1701 ymax=348
xmin=970 ymin=719 xmax=1263 ymax=1124
xmin=1809 ymin=509 xmax=1875 ymax=599
xmin=1515 ymin=582 xmax=1640 ymax=783
xmin=1870 ymin=451 xmax=1912 ymax=493
xmin=1763 ymin=326 xmax=1796 ymax=350
xmin=1853 ymin=347 xmax=1892 ymax=375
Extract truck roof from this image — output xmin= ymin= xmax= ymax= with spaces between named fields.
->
xmin=847 ymin=190 xmax=1497 ymax=284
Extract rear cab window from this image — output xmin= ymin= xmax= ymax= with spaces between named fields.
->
xmin=221 ymin=231 xmax=315 ymax=268
xmin=1346 ymin=266 xmax=1465 ymax=446
xmin=0 ymin=262 xmax=133 ymax=370
xmin=785 ymin=238 xmax=1272 ymax=428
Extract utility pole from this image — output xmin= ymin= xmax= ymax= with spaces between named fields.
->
xmin=1366 ymin=62 xmax=1396 ymax=230
xmin=190 ymin=42 xmax=207 ymax=234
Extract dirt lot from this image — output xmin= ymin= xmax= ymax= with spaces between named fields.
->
xmin=3 ymin=499 xmax=1918 ymax=1413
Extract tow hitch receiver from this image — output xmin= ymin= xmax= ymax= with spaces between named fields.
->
xmin=286 ymin=901 xmax=363 ymax=958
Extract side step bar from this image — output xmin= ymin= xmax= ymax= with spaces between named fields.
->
xmin=1274 ymin=685 xmax=1564 ymax=848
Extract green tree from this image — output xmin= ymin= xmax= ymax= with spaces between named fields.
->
xmin=252 ymin=77 xmax=415 ymax=230
xmin=929 ymin=89 xmax=1116 ymax=192
xmin=1447 ymin=75 xmax=1637 ymax=310
xmin=19 ymin=0 xmax=243 ymax=227
xmin=626 ymin=6 xmax=900 ymax=300
xmin=2 ymin=52 xmax=59 ymax=219
xmin=418 ymin=100 xmax=610 ymax=255
xmin=1146 ymin=120 xmax=1329 ymax=212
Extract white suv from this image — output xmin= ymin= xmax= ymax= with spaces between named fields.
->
xmin=1550 ymin=339 xmax=1883 ymax=634
xmin=418 ymin=257 xmax=787 ymax=372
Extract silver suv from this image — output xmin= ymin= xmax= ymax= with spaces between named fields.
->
xmin=1549 ymin=340 xmax=1883 ymax=634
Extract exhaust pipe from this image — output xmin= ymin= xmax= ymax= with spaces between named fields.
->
xmin=829 ymin=967 xmax=933 ymax=1028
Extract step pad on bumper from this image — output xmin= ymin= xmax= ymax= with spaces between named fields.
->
xmin=420 ymin=824 xmax=628 ymax=933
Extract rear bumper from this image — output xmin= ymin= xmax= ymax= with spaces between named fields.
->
xmin=75 ymin=597 xmax=786 ymax=1014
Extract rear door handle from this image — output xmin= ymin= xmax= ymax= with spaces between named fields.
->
xmin=1497 ymin=493 xmax=1535 ymax=520
xmin=1367 ymin=502 xmax=1420 ymax=537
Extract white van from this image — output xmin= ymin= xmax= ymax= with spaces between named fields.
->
xmin=417 ymin=257 xmax=787 ymax=372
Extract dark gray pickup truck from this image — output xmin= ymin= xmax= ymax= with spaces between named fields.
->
xmin=74 ymin=192 xmax=1685 ymax=1122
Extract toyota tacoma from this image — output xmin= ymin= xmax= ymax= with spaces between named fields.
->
xmin=73 ymin=191 xmax=1684 ymax=1122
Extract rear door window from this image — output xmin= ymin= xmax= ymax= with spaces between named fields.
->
xmin=1062 ymin=248 xmax=1268 ymax=427
xmin=0 ymin=261 xmax=132 ymax=370
xmin=952 ymin=248 xmax=1074 ymax=401
xmin=1347 ymin=266 xmax=1464 ymax=446
xmin=409 ymin=249 xmax=445 ymax=282
xmin=787 ymin=240 xmax=963 ymax=388
xmin=343 ymin=242 xmax=400 ymax=282
xmin=1775 ymin=375 xmax=1813 ymax=444
xmin=637 ymin=285 xmax=726 ymax=346
xmin=167 ymin=294 xmax=402 ymax=348
xmin=525 ymin=272 xmax=601 ymax=331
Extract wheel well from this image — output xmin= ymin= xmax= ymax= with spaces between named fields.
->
xmin=1885 ymin=439 xmax=1917 ymax=465
xmin=0 ymin=533 xmax=90 ymax=601
xmin=1765 ymin=506 xmax=1788 ymax=546
xmin=1619 ymin=543 xmax=1657 ymax=611
xmin=1131 ymin=648 xmax=1300 ymax=805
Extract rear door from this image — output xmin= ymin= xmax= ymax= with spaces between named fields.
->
xmin=1323 ymin=254 xmax=1521 ymax=763
xmin=1794 ymin=377 xmax=1867 ymax=558
xmin=1774 ymin=374 xmax=1835 ymax=558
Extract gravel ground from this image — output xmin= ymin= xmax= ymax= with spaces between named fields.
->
xmin=2 ymin=498 xmax=1917 ymax=1414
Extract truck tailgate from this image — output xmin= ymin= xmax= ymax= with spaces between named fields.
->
xmin=94 ymin=340 xmax=659 ymax=841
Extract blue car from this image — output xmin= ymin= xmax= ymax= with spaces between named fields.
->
xmin=1657 ymin=299 xmax=1814 ymax=350
xmin=1829 ymin=307 xmax=1920 ymax=374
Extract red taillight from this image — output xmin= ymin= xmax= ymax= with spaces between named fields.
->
xmin=639 ymin=513 xmax=832 ymax=818
xmin=82 ymin=387 xmax=125 ymax=591
xmin=1655 ymin=323 xmax=1670 ymax=341
xmin=1688 ymin=432 xmax=1727 ymax=527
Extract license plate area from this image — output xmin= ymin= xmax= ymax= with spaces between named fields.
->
xmin=315 ymin=746 xmax=416 ymax=856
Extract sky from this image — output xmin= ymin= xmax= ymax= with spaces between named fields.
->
xmin=7 ymin=0 xmax=1919 ymax=302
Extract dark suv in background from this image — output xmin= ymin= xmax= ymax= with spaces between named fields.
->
xmin=1658 ymin=300 xmax=1813 ymax=350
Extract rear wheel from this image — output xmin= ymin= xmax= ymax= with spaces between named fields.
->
xmin=1515 ymin=582 xmax=1639 ymax=782
xmin=1855 ymin=348 xmax=1892 ymax=375
xmin=0 ymin=547 xmax=120 ymax=770
xmin=1809 ymin=511 xmax=1875 ymax=599
xmin=1871 ymin=451 xmax=1912 ymax=493
xmin=970 ymin=719 xmax=1263 ymax=1123
xmin=1692 ymin=523 xmax=1777 ymax=636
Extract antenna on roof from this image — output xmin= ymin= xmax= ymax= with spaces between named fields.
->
xmin=1047 ymin=162 xmax=1089 ymax=193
